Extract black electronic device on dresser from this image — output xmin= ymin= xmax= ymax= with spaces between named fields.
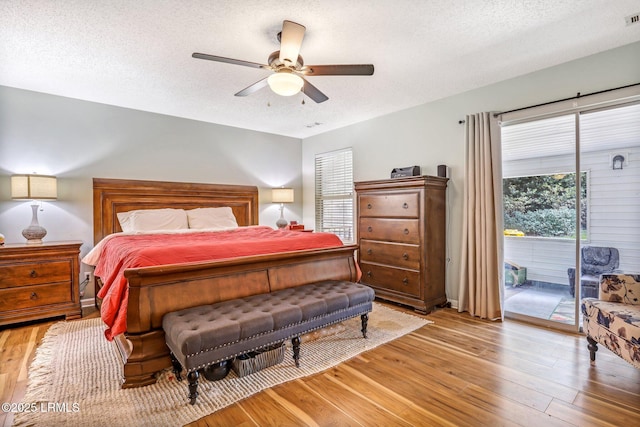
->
xmin=355 ymin=176 xmax=448 ymax=313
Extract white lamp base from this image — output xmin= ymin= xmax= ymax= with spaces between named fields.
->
xmin=276 ymin=204 xmax=288 ymax=229
xmin=22 ymin=204 xmax=47 ymax=244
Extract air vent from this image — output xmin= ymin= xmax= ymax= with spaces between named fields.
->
xmin=626 ymin=13 xmax=640 ymax=26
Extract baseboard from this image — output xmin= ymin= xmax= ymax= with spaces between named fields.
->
xmin=81 ymin=297 xmax=96 ymax=309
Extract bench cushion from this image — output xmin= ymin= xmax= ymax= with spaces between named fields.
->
xmin=163 ymin=280 xmax=374 ymax=371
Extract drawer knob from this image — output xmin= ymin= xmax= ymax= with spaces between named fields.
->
xmin=402 ymin=253 xmax=409 ymax=260
xmin=366 ymin=271 xmax=372 ymax=277
xmin=30 ymin=292 xmax=38 ymax=300
xmin=30 ymin=270 xmax=38 ymax=278
xmin=367 ymin=249 xmax=372 ymax=255
xmin=367 ymin=226 xmax=373 ymax=232
xmin=403 ymin=228 xmax=409 ymax=235
xmin=367 ymin=203 xmax=372 ymax=209
xmin=403 ymin=202 xmax=409 ymax=209
xmin=402 ymin=278 xmax=409 ymax=285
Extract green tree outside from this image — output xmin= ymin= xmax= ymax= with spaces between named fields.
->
xmin=503 ymin=172 xmax=587 ymax=238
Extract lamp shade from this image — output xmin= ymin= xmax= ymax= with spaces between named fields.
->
xmin=272 ymin=188 xmax=294 ymax=203
xmin=11 ymin=174 xmax=57 ymax=200
xmin=267 ymin=72 xmax=304 ymax=96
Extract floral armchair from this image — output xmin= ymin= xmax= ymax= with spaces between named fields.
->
xmin=581 ymin=273 xmax=640 ymax=369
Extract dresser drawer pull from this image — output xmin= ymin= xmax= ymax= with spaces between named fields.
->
xmin=402 ymin=278 xmax=409 ymax=285
xmin=367 ymin=226 xmax=373 ymax=232
xmin=30 ymin=292 xmax=38 ymax=300
xmin=30 ymin=270 xmax=38 ymax=278
xmin=403 ymin=228 xmax=409 ymax=235
xmin=366 ymin=271 xmax=372 ymax=278
xmin=367 ymin=249 xmax=372 ymax=255
xmin=367 ymin=203 xmax=372 ymax=209
xmin=403 ymin=202 xmax=409 ymax=209
xmin=402 ymin=253 xmax=409 ymax=260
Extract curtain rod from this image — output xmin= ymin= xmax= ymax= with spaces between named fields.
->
xmin=456 ymin=82 xmax=640 ymax=124
xmin=492 ymin=82 xmax=640 ymax=118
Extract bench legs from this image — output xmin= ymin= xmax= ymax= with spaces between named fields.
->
xmin=188 ymin=371 xmax=199 ymax=405
xmin=361 ymin=313 xmax=369 ymax=338
xmin=290 ymin=312 xmax=369 ymax=368
xmin=587 ymin=335 xmax=598 ymax=365
xmin=169 ymin=352 xmax=183 ymax=382
xmin=292 ymin=336 xmax=301 ymax=368
xmin=170 ymin=351 xmax=199 ymax=405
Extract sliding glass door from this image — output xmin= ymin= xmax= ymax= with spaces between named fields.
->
xmin=502 ymin=101 xmax=640 ymax=330
xmin=502 ymin=114 xmax=579 ymax=329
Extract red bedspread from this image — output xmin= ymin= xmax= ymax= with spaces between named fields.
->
xmin=93 ymin=226 xmax=343 ymax=340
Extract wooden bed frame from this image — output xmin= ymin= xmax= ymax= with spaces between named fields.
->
xmin=92 ymin=178 xmax=359 ymax=388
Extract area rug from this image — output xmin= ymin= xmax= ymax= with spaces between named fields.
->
xmin=14 ymin=302 xmax=431 ymax=427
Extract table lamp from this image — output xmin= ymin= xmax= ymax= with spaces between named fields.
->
xmin=272 ymin=187 xmax=294 ymax=229
xmin=11 ymin=174 xmax=57 ymax=244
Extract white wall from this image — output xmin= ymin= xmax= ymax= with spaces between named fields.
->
xmin=0 ymin=87 xmax=303 ymax=299
xmin=302 ymin=41 xmax=640 ymax=305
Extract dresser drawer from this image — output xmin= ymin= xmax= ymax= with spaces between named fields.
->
xmin=0 ymin=282 xmax=72 ymax=311
xmin=360 ymin=262 xmax=421 ymax=298
xmin=359 ymin=192 xmax=419 ymax=218
xmin=359 ymin=218 xmax=420 ymax=244
xmin=360 ymin=240 xmax=420 ymax=270
xmin=0 ymin=261 xmax=71 ymax=289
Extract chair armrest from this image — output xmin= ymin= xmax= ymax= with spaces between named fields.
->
xmin=599 ymin=273 xmax=640 ymax=305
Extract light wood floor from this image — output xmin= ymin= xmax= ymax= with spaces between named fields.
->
xmin=1 ymin=304 xmax=639 ymax=427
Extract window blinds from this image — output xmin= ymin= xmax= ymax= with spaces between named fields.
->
xmin=314 ymin=148 xmax=354 ymax=242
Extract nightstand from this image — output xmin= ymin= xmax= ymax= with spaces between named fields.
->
xmin=0 ymin=241 xmax=83 ymax=326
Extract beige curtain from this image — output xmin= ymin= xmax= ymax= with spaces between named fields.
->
xmin=458 ymin=112 xmax=504 ymax=320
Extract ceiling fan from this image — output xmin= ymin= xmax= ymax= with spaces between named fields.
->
xmin=192 ymin=20 xmax=374 ymax=103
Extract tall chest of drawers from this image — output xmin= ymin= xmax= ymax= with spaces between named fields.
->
xmin=0 ymin=241 xmax=83 ymax=326
xmin=355 ymin=176 xmax=448 ymax=313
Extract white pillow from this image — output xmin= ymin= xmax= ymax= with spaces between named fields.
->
xmin=117 ymin=208 xmax=189 ymax=232
xmin=187 ymin=207 xmax=238 ymax=230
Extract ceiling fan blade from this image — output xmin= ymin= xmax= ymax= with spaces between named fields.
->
xmin=301 ymin=64 xmax=374 ymax=76
xmin=301 ymin=77 xmax=329 ymax=103
xmin=234 ymin=77 xmax=269 ymax=97
xmin=192 ymin=53 xmax=269 ymax=70
xmin=279 ymin=20 xmax=305 ymax=65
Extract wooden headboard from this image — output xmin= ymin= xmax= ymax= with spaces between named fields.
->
xmin=93 ymin=178 xmax=259 ymax=244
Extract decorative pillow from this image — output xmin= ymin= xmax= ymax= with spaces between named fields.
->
xmin=117 ymin=208 xmax=189 ymax=232
xmin=187 ymin=207 xmax=238 ymax=230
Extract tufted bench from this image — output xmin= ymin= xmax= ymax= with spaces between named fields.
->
xmin=162 ymin=280 xmax=375 ymax=404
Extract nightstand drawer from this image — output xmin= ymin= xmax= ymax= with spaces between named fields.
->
xmin=359 ymin=192 xmax=419 ymax=218
xmin=0 ymin=282 xmax=72 ymax=311
xmin=359 ymin=218 xmax=420 ymax=244
xmin=360 ymin=240 xmax=420 ymax=270
xmin=360 ymin=262 xmax=421 ymax=298
xmin=0 ymin=261 xmax=71 ymax=289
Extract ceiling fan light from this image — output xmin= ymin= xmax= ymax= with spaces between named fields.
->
xmin=267 ymin=72 xmax=304 ymax=96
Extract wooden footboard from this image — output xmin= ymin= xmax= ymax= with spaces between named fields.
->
xmin=117 ymin=245 xmax=359 ymax=388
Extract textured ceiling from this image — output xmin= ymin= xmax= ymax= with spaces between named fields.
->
xmin=1 ymin=1 xmax=639 ymax=139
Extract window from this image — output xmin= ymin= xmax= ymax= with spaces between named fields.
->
xmin=314 ymin=148 xmax=354 ymax=242
xmin=503 ymin=172 xmax=588 ymax=239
